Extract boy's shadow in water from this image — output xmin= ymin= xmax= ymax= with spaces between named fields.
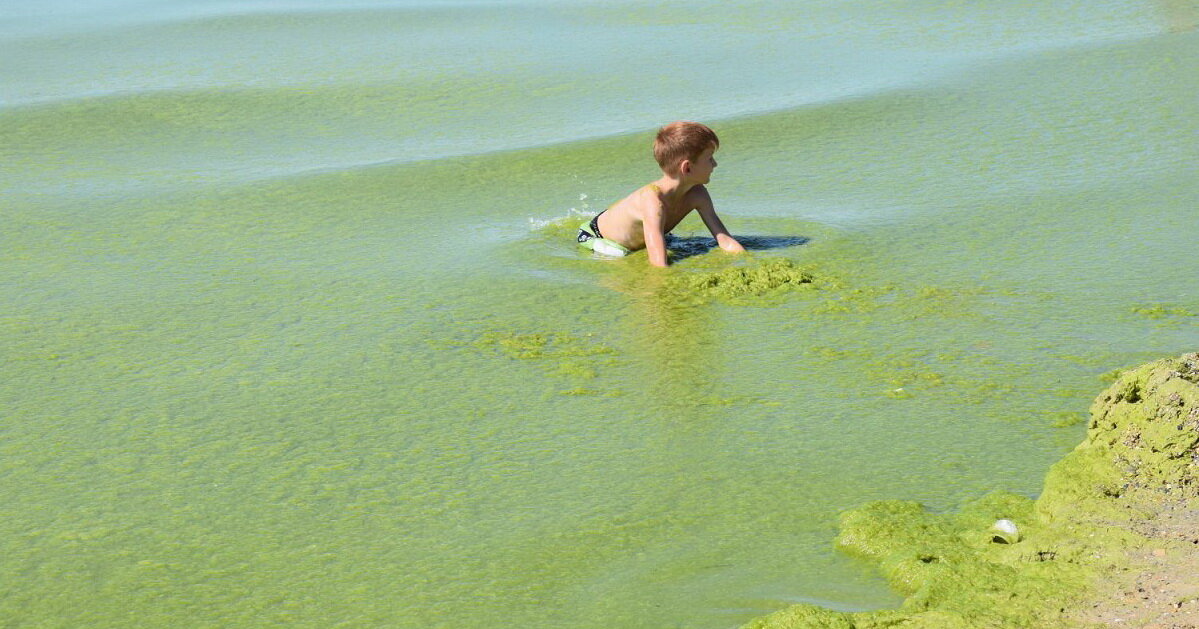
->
xmin=665 ymin=235 xmax=809 ymax=262
xmin=597 ymin=234 xmax=808 ymax=426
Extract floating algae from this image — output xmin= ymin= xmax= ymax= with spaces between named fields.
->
xmin=1048 ymin=411 xmax=1087 ymax=429
xmin=742 ymin=353 xmax=1199 ymax=629
xmin=1130 ymin=303 xmax=1196 ymax=319
xmin=1130 ymin=303 xmax=1198 ymax=329
xmin=441 ymin=330 xmax=622 ymax=395
xmin=471 ymin=331 xmax=616 ymax=362
xmin=670 ymin=258 xmax=822 ymax=303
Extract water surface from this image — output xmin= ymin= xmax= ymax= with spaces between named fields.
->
xmin=2 ymin=1 xmax=1197 ymax=627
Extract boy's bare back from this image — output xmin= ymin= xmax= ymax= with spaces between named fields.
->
xmin=577 ymin=122 xmax=745 ymax=267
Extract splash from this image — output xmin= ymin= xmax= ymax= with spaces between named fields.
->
xmin=527 ymin=207 xmax=593 ymax=232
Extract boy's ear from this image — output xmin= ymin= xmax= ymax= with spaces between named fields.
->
xmin=678 ymin=159 xmax=692 ymax=175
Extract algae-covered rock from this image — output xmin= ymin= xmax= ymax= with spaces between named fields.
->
xmin=1038 ymin=352 xmax=1199 ymax=520
xmin=741 ymin=353 xmax=1199 ymax=629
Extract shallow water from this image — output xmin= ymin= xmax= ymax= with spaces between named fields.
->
xmin=2 ymin=1 xmax=1197 ymax=627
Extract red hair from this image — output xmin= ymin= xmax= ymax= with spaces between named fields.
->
xmin=653 ymin=121 xmax=719 ymax=176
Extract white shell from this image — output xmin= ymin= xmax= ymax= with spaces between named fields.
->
xmin=993 ymin=519 xmax=1019 ymax=535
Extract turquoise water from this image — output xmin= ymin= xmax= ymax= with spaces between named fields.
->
xmin=2 ymin=1 xmax=1197 ymax=627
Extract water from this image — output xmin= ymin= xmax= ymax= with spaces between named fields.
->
xmin=2 ymin=1 xmax=1197 ymax=627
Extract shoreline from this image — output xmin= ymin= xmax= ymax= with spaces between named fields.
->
xmin=742 ymin=353 xmax=1199 ymax=628
xmin=1067 ymin=502 xmax=1199 ymax=627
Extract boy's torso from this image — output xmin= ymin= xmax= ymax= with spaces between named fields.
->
xmin=596 ymin=184 xmax=701 ymax=250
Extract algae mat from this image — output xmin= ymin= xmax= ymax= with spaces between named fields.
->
xmin=744 ymin=353 xmax=1199 ymax=628
xmin=3 ymin=1 xmax=1198 ymax=628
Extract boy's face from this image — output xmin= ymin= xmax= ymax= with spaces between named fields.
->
xmin=686 ymin=147 xmax=718 ymax=184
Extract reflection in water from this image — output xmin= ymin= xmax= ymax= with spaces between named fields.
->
xmin=1158 ymin=0 xmax=1198 ymax=32
xmin=593 ymin=234 xmax=809 ymax=419
xmin=601 ymin=267 xmax=722 ymax=422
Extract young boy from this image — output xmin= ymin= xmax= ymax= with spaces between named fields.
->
xmin=577 ymin=121 xmax=746 ymax=267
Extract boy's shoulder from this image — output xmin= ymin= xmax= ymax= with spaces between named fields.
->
xmin=627 ymin=183 xmax=712 ymax=218
xmin=617 ymin=182 xmax=710 ymax=217
xmin=682 ymin=184 xmax=713 ymax=210
xmin=644 ymin=182 xmax=710 ymax=203
xmin=620 ymin=183 xmax=664 ymax=211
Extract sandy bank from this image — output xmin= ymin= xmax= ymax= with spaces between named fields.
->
xmin=743 ymin=352 xmax=1199 ymax=628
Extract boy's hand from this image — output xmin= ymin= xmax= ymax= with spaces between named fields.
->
xmin=717 ymin=234 xmax=746 ymax=253
xmin=694 ymin=187 xmax=744 ymax=255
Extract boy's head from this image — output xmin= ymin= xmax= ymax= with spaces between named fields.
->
xmin=653 ymin=121 xmax=719 ymax=177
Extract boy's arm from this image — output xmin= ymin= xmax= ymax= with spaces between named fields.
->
xmin=642 ymin=199 xmax=670 ymax=267
xmin=693 ymin=186 xmax=746 ymax=253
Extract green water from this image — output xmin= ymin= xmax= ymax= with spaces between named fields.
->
xmin=2 ymin=1 xmax=1197 ymax=627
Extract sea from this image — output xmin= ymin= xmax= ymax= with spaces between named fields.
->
xmin=2 ymin=0 xmax=1197 ymax=626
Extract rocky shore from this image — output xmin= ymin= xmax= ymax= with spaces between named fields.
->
xmin=743 ymin=353 xmax=1199 ymax=628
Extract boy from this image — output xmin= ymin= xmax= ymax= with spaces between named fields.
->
xmin=577 ymin=121 xmax=746 ymax=267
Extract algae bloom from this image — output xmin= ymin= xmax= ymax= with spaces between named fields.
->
xmin=743 ymin=353 xmax=1199 ymax=628
xmin=673 ymin=258 xmax=820 ymax=303
xmin=1040 ymin=352 xmax=1199 ymax=517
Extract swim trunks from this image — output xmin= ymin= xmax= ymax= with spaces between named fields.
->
xmin=576 ymin=184 xmax=664 ymax=257
xmin=577 ymin=213 xmax=631 ymax=257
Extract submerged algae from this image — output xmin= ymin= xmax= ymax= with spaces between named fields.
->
xmin=743 ymin=353 xmax=1199 ymax=629
xmin=446 ymin=330 xmax=623 ymax=396
xmin=1131 ymin=303 xmax=1197 ymax=320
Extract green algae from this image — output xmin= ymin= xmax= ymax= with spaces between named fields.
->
xmin=1048 ymin=411 xmax=1087 ymax=429
xmin=667 ymin=258 xmax=823 ymax=304
xmin=472 ymin=331 xmax=616 ymax=361
xmin=808 ymin=285 xmax=890 ymax=316
xmin=1039 ymin=352 xmax=1199 ymax=520
xmin=5 ymin=3 xmax=1199 ymax=627
xmin=743 ymin=353 xmax=1199 ymax=628
xmin=804 ymin=345 xmax=1033 ymax=402
xmin=437 ymin=330 xmax=624 ymax=396
xmin=1129 ymin=303 xmax=1198 ymax=330
xmin=1131 ymin=303 xmax=1196 ymax=319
